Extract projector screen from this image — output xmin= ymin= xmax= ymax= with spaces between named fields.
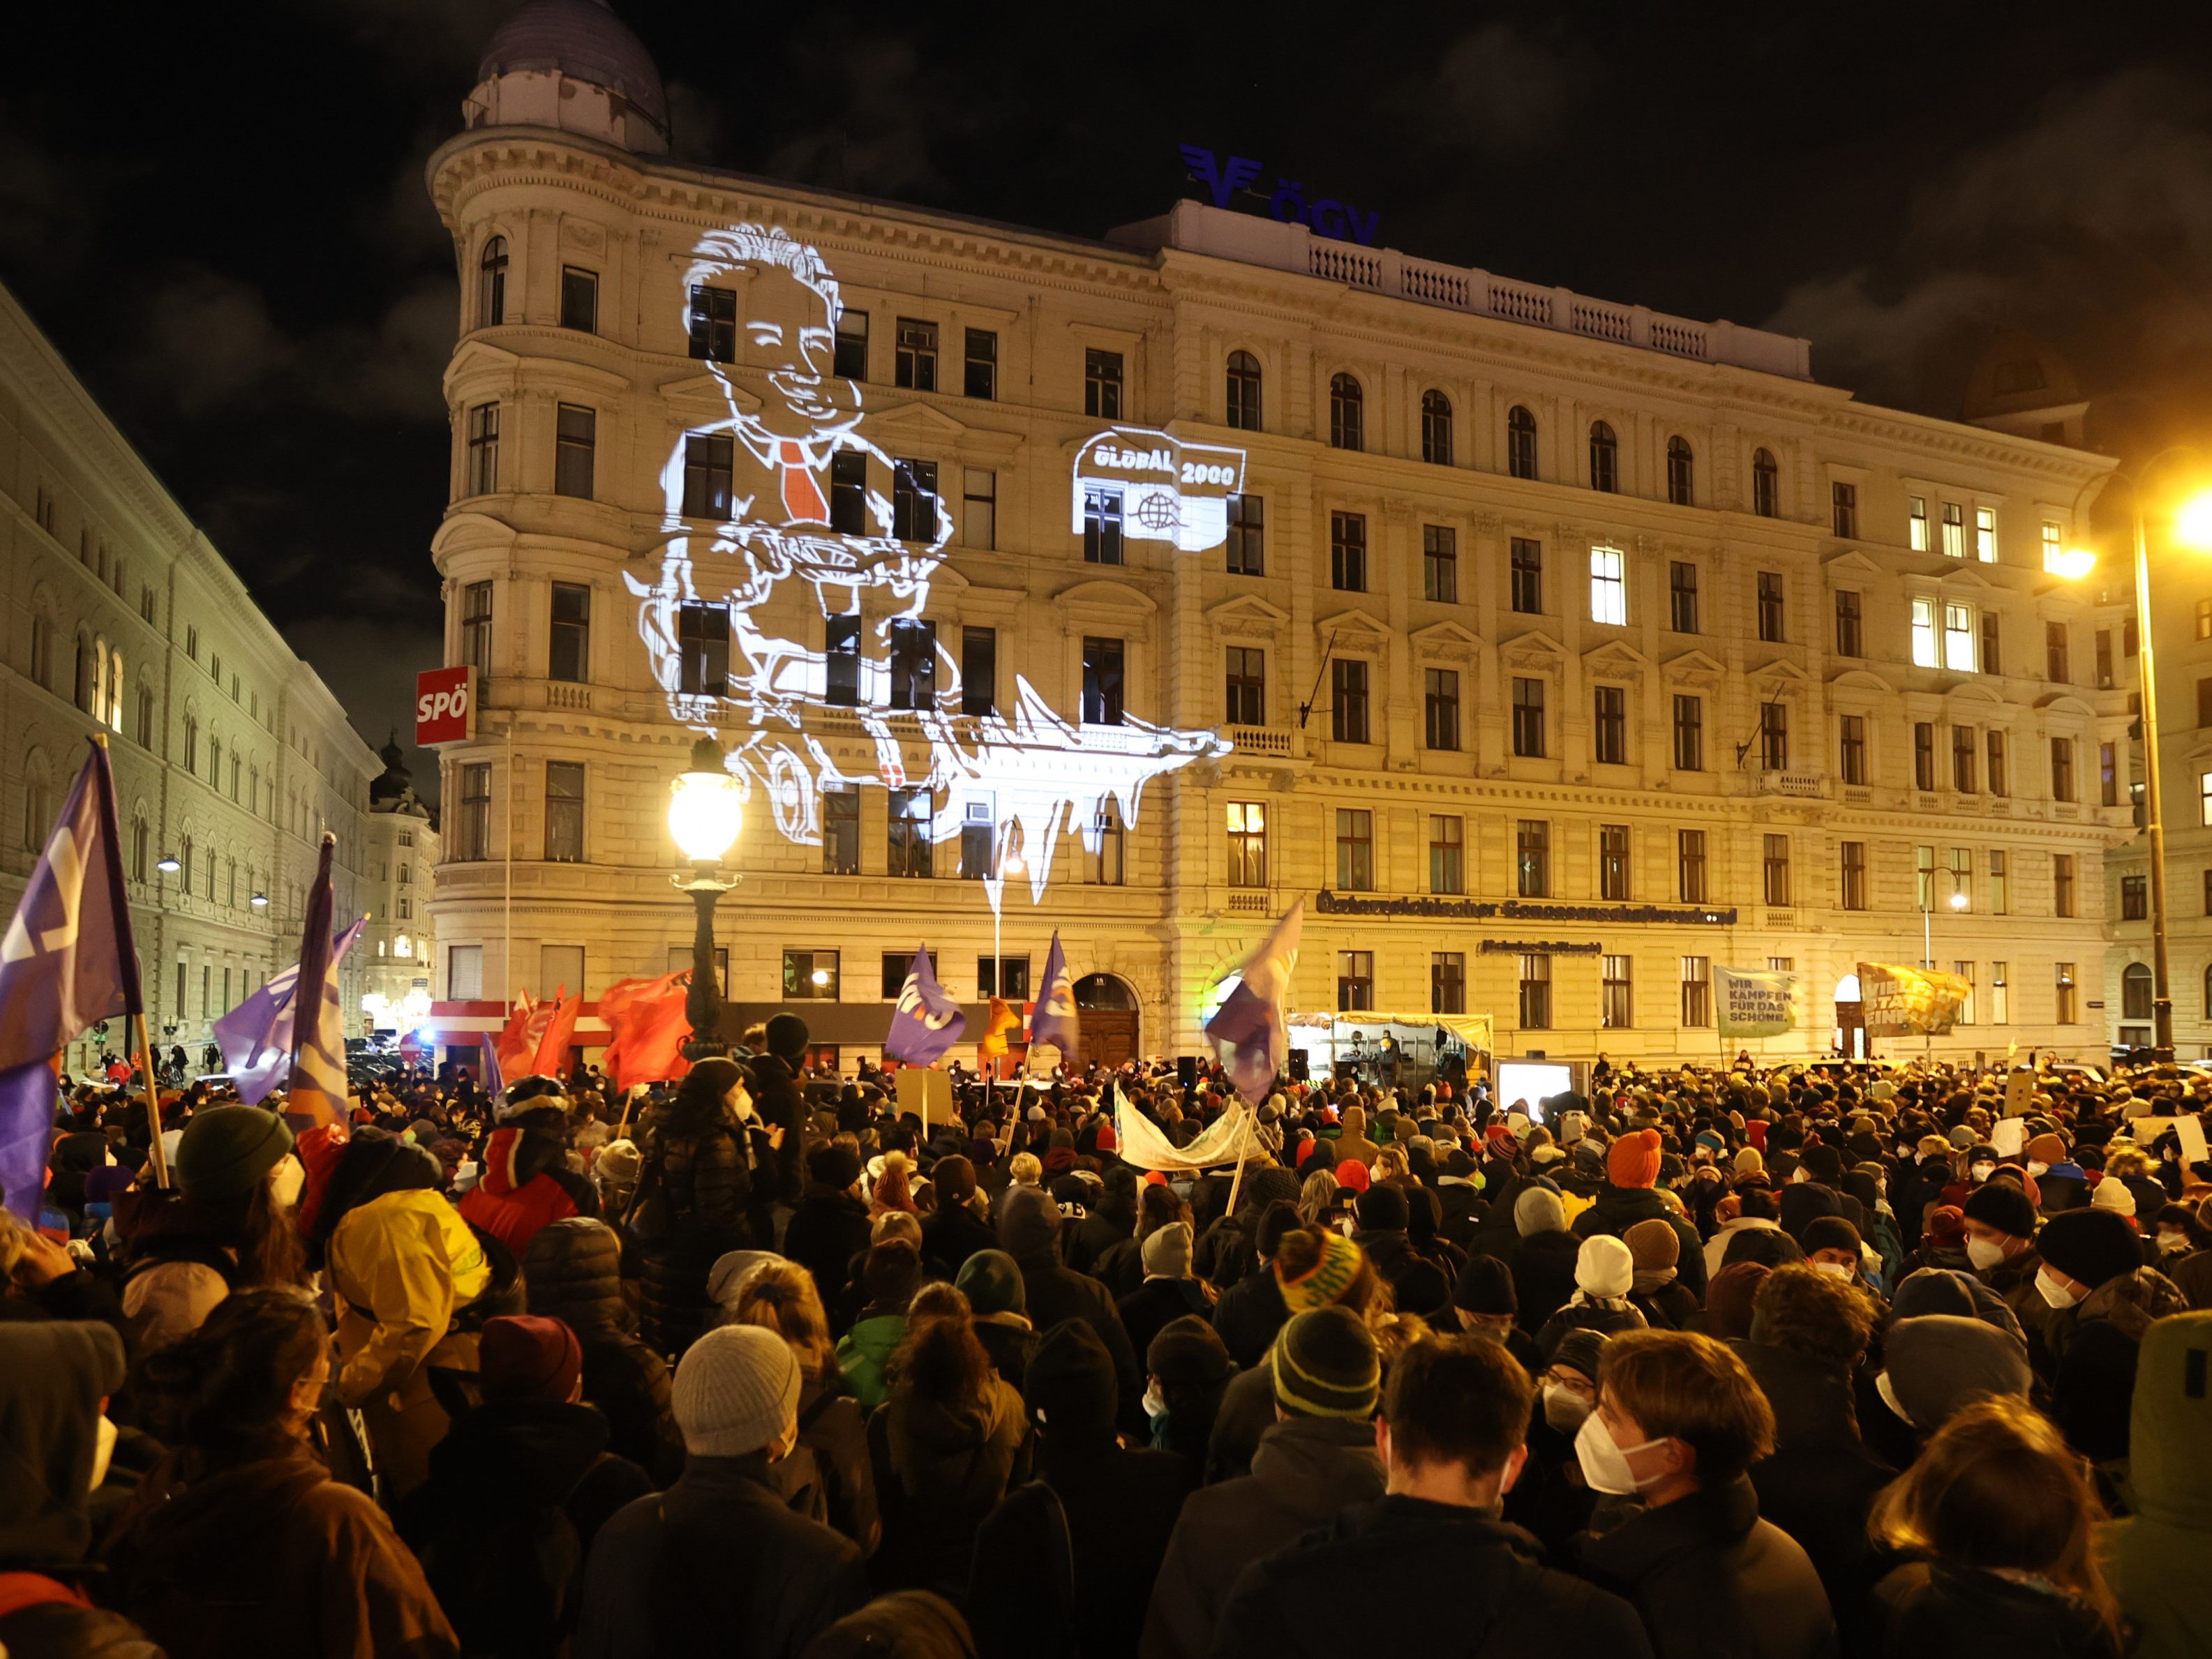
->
xmin=1495 ymin=1063 xmax=1574 ymax=1120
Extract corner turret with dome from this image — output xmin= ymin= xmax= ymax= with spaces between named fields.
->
xmin=463 ymin=0 xmax=669 ymax=155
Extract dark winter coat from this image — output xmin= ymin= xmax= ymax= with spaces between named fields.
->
xmin=520 ymin=1217 xmax=682 ymax=1482
xmin=881 ymin=1378 xmax=1029 ymax=1598
xmin=1117 ymin=1277 xmax=1214 ymax=1372
xmin=2044 ymin=1266 xmax=2188 ymax=1462
xmin=1864 ymin=1562 xmax=2118 ymax=1659
xmin=1580 ymin=1476 xmax=1838 ymax=1659
xmin=625 ymin=1104 xmax=754 ymax=1358
xmin=1573 ymin=1187 xmax=1709 ymax=1300
xmin=973 ymin=1312 xmax=1038 ymax=1390
xmin=1510 ymin=1228 xmax=1586 ymax=1333
xmin=766 ymin=1369 xmax=879 ymax=1556
xmin=742 ymin=1053 xmax=809 ymax=1224
xmin=1208 ymin=1268 xmax=1288 ymax=1369
xmin=1211 ymin=1496 xmax=1654 ymax=1659
xmin=1141 ymin=1416 xmax=1382 ymax=1659
xmin=918 ymin=1200 xmax=1000 ymax=1279
xmin=1352 ymin=1229 xmax=1452 ymax=1317
xmin=782 ymin=1187 xmax=874 ymax=1326
xmin=1012 ymin=1256 xmax=1142 ymax=1416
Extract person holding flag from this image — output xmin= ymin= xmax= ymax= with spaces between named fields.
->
xmin=1026 ymin=932 xmax=1081 ymax=1074
xmin=883 ymin=945 xmax=966 ymax=1066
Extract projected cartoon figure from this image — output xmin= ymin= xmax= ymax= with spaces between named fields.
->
xmin=631 ymin=223 xmax=1241 ymax=910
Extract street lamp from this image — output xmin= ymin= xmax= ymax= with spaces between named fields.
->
xmin=668 ymin=735 xmax=743 ymax=1058
xmin=249 ymin=892 xmax=269 ymax=909
xmin=2057 ymin=458 xmax=2212 ymax=1061
xmin=155 ymin=854 xmax=180 ymax=873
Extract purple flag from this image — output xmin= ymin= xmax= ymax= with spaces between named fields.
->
xmin=0 ymin=742 xmax=140 ymax=1219
xmin=1205 ymin=899 xmax=1303 ymax=1106
xmin=1028 ymin=931 xmax=1080 ymax=1060
xmin=476 ymin=1025 xmax=504 ymax=1101
xmin=214 ymin=917 xmax=366 ymax=1106
xmin=883 ymin=946 xmax=965 ymax=1065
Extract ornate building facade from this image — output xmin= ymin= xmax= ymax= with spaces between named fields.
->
xmin=424 ymin=2 xmax=2129 ymax=1067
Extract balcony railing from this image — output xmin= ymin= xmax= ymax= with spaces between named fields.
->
xmin=1228 ymin=726 xmax=1291 ymax=756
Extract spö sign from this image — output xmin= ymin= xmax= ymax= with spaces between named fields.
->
xmin=414 ymin=666 xmax=475 ymax=746
xmin=1178 ymin=145 xmax=1382 ymax=246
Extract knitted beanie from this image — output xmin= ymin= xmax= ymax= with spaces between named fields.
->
xmin=1514 ymin=1185 xmax=1567 ymax=1237
xmin=809 ymin=1143 xmax=861 ymax=1190
xmin=765 ymin=1012 xmax=809 ymax=1061
xmin=1549 ymin=1327 xmax=1609 ymax=1383
xmin=1270 ymin=1306 xmax=1380 ymax=1418
xmin=955 ymin=1248 xmax=1026 ymax=1316
xmin=479 ymin=1315 xmax=582 ymax=1403
xmin=175 ymin=1106 xmax=294 ymax=1203
xmin=1452 ymin=1254 xmax=1518 ymax=1316
xmin=1800 ymin=1216 xmax=1863 ymax=1259
xmin=1703 ymin=1261 xmax=1770 ymax=1340
xmin=672 ymin=1325 xmax=800 ymax=1457
xmin=1608 ymin=1129 xmax=1661 ymax=1189
xmin=1733 ymin=1146 xmax=1765 ymax=1177
xmin=1624 ymin=1217 xmax=1680 ymax=1272
xmin=1962 ymin=1182 xmax=2038 ymax=1240
xmin=1276 ymin=1229 xmax=1365 ymax=1312
xmin=1354 ymin=1184 xmax=1408 ymax=1232
xmin=2026 ymin=1133 xmax=2068 ymax=1166
xmin=2038 ymin=1209 xmax=2142 ymax=1291
xmin=1148 ymin=1314 xmax=1234 ymax=1386
xmin=1142 ymin=1221 xmax=1193 ymax=1279
xmin=2091 ymin=1178 xmax=2137 ymax=1217
xmin=1575 ymin=1234 xmax=1635 ymax=1299
xmin=1334 ymin=1159 xmax=1371 ymax=1193
xmin=1024 ymin=1319 xmax=1117 ymax=1437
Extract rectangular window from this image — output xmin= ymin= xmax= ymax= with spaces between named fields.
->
xmin=1227 ymin=647 xmax=1267 ymax=726
xmin=1332 ymin=659 xmax=1370 ymax=744
xmin=2056 ymin=962 xmax=2077 ymax=1023
xmin=1975 ymin=506 xmax=1996 ymax=562
xmin=1680 ymin=956 xmax=1712 ymax=1027
xmin=783 ymin=949 xmax=841 ymax=1000
xmin=456 ymin=763 xmax=492 ymax=862
xmin=1983 ymin=847 xmax=2008 ymax=914
xmin=1432 ymin=952 xmax=1465 ymax=1016
xmin=1512 ymin=677 xmax=1546 ymax=758
xmin=962 ymin=467 xmax=995 ymax=550
xmin=1590 ymin=545 xmax=1627 ymax=624
xmin=1832 ymin=480 xmax=1858 ymax=539
xmin=1672 ymin=695 xmax=1703 ymax=772
xmin=825 ymin=615 xmax=861 ymax=707
xmin=1599 ymin=823 xmax=1631 ymax=901
xmin=2122 ymin=874 xmax=2149 ymax=920
xmin=1509 ymin=537 xmax=1543 ymax=613
xmin=1991 ymin=961 xmax=2009 ymax=1023
xmin=2095 ymin=629 xmax=2114 ymax=688
xmin=1915 ymin=722 xmax=1937 ymax=790
xmin=2035 ymin=626 xmax=2065 ymax=694
xmin=1840 ymin=840 xmax=1868 ymax=910
xmin=677 ymin=603 xmax=729 ymax=696
xmin=461 ymin=580 xmax=493 ymax=673
xmin=828 ymin=451 xmax=869 ymax=535
xmin=2052 ymin=737 xmax=2077 ymax=802
xmin=1082 ymin=636 xmax=1126 ymax=726
xmin=1763 ymin=833 xmax=1792 ymax=906
xmin=2042 ymin=520 xmax=2064 ymax=572
xmin=1832 ymin=588 xmax=1863 ymax=658
xmin=1984 ymin=729 xmax=2008 ymax=796
xmin=681 ymin=431 xmax=735 ymax=520
xmin=1425 ymin=668 xmax=1462 ymax=751
xmin=1910 ymin=494 xmax=1930 ymax=552
xmin=466 ymin=401 xmax=499 ymax=495
xmin=449 ymin=944 xmax=484 ymax=1000
xmin=548 ymin=582 xmax=590 ymax=683
xmin=964 ymin=328 xmax=996 ymax=400
xmin=888 ymin=788 xmax=933 ymax=878
xmin=1601 ymin=954 xmax=1634 ymax=1029
xmin=1082 ymin=486 xmax=1125 ymax=564
xmin=1954 ymin=961 xmax=1977 ymax=1023
xmin=892 ymin=460 xmax=939 ymax=542
xmin=1430 ymin=814 xmax=1464 ymax=894
xmin=1677 ymin=829 xmax=1707 ymax=903
xmin=977 ymin=956 xmax=1031 ymax=1000
xmin=1331 ymin=511 xmax=1368 ymax=592
xmin=1980 ymin=610 xmax=2002 ymax=675
xmin=1839 ymin=714 xmax=1867 ymax=785
xmin=1944 ymin=602 xmax=1977 ymax=671
xmin=1335 ymin=809 xmax=1374 ymax=890
xmin=1227 ymin=494 xmax=1266 ymax=576
xmin=2054 ymin=853 xmax=2077 ymax=917
xmin=1953 ymin=725 xmax=1978 ymax=793
xmin=1941 ymin=500 xmax=1965 ymax=558
xmin=1084 ymin=348 xmax=1123 ymax=419
xmin=1912 ymin=596 xmax=1938 ymax=668
xmin=1670 ymin=561 xmax=1699 ymax=633
xmin=1338 ymin=951 xmax=1374 ymax=1013
xmin=1760 ymin=701 xmax=1789 ymax=771
xmin=888 ymin=620 xmax=936 ymax=712
xmin=553 ymin=404 xmax=595 ymax=499
xmin=689 ymin=283 xmax=736 ymax=363
xmin=1227 ymin=801 xmax=1268 ymax=887
xmin=962 ymin=626 xmax=996 ymax=716
xmin=895 ymin=317 xmax=938 ymax=391
xmin=879 ymin=949 xmax=934 ymax=998
xmin=1517 ymin=818 xmax=1550 ymax=898
xmin=2200 ymin=598 xmax=2212 ymax=641
xmin=1916 ymin=843 xmax=1936 ymax=910
xmin=544 ymin=760 xmax=585 ymax=862
xmin=959 ymin=800 xmax=994 ymax=881
xmin=560 ymin=266 xmax=598 ymax=332
xmin=1757 ymin=571 xmax=1785 ymax=642
xmin=1423 ymin=524 xmax=1458 ymax=602
xmin=823 ymin=786 xmax=859 ymax=875
xmin=835 ymin=309 xmax=869 ymax=380
xmin=1593 ymin=684 xmax=1627 ymax=765
xmin=1518 ymin=954 xmax=1551 ymax=1030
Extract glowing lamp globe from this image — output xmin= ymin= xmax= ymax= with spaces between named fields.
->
xmin=1948 ymin=891 xmax=1967 ymax=910
xmin=2051 ymin=548 xmax=2098 ymax=580
xmin=2176 ymin=490 xmax=2212 ymax=552
xmin=668 ymin=739 xmax=742 ymax=864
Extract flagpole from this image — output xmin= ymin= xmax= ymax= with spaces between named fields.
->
xmin=1223 ymin=1109 xmax=1254 ymax=1215
xmin=94 ymin=731 xmax=171 ymax=1189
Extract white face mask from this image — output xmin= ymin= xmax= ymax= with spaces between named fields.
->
xmin=1970 ymin=1163 xmax=1996 ymax=1183
xmin=2158 ymin=1231 xmax=2192 ymax=1254
xmin=1574 ymin=1413 xmax=1668 ymax=1496
xmin=1813 ymin=1260 xmax=1854 ymax=1280
xmin=1789 ymin=1166 xmax=1810 ymax=1184
xmin=267 ymin=1153 xmax=305 ymax=1212
xmin=1874 ymin=1370 xmax=1913 ymax=1428
xmin=1543 ymin=1384 xmax=1592 ymax=1434
xmin=1141 ymin=1381 xmax=1168 ymax=1422
xmin=1964 ymin=1236 xmax=2008 ymax=1270
xmin=2035 ymin=1266 xmax=2085 ymax=1309
xmin=2026 ymin=1161 xmax=2049 ymax=1178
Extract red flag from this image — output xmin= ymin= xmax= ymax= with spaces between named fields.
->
xmin=532 ymin=985 xmax=580 ymax=1076
xmin=599 ymin=973 xmax=693 ymax=1093
xmin=493 ymin=991 xmax=544 ymax=1084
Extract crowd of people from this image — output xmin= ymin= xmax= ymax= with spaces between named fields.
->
xmin=4 ymin=1021 xmax=2211 ymax=1659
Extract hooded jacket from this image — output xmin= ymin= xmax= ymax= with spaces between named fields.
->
xmin=2044 ymin=1266 xmax=2188 ymax=1461
xmin=1868 ymin=1561 xmax=2118 ymax=1659
xmin=520 ymin=1218 xmax=682 ymax=1482
xmin=626 ymin=1094 xmax=754 ymax=1359
xmin=882 ymin=1376 xmax=1028 ymax=1596
xmin=781 ymin=1185 xmax=873 ymax=1321
xmin=455 ymin=1112 xmax=597 ymax=1259
xmin=999 ymin=1189 xmax=1142 ymax=1418
xmin=2096 ymin=1309 xmax=2212 ymax=1659
xmin=0 ymin=1321 xmax=125 ymax=1573
xmin=832 ymin=1312 xmax=907 ymax=1416
xmin=1140 ymin=1416 xmax=1384 ymax=1659
xmin=1330 ymin=1108 xmax=1379 ymax=1169
xmin=1573 ymin=1186 xmax=1708 ymax=1300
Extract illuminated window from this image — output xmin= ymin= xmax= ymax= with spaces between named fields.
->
xmin=1518 ymin=954 xmax=1550 ymax=1028
xmin=1421 ymin=389 xmax=1454 ymax=465
xmin=1517 ymin=819 xmax=1550 ymax=897
xmin=1084 ymin=349 xmax=1123 ymax=419
xmin=1082 ymin=487 xmax=1124 ymax=564
xmin=2055 ymin=962 xmax=2077 ymax=1023
xmin=1510 ymin=536 xmax=1542 ymax=613
xmin=1756 ymin=571 xmax=1785 ymax=640
xmin=964 ymin=329 xmax=996 ymax=400
xmin=1593 ymin=685 xmax=1627 ymax=765
xmin=1511 ymin=678 xmax=1546 ymax=758
xmin=824 ymin=616 xmax=860 ymax=707
xmin=888 ymin=620 xmax=936 ymax=711
xmin=1226 ymin=351 xmax=1262 ymax=430
xmin=1433 ymin=952 xmax=1466 ymax=1015
xmin=1082 ymin=637 xmax=1125 ymax=726
xmin=559 ymin=267 xmax=597 ymax=333
xmin=834 ymin=309 xmax=868 ymax=380
xmin=682 ymin=433 xmax=733 ymax=519
xmin=1666 ymin=436 xmax=1694 ymax=505
xmin=675 ymin=603 xmax=728 ymax=697
xmin=2199 ymin=597 xmax=2212 ymax=640
xmin=1677 ymin=830 xmax=1707 ymax=903
xmin=1227 ymin=802 xmax=1267 ymax=887
xmin=962 ymin=626 xmax=996 ymax=716
xmin=1339 ymin=950 xmax=1375 ymax=1012
xmin=1507 ymin=405 xmax=1537 ymax=479
xmin=783 ymin=950 xmax=840 ymax=1000
xmin=544 ymin=762 xmax=585 ymax=862
xmin=1331 ymin=659 xmax=1370 ymax=744
xmin=892 ymin=460 xmax=938 ymax=541
xmin=1425 ymin=668 xmax=1461 ymax=751
xmin=895 ymin=318 xmax=937 ymax=391
xmin=1751 ymin=449 xmax=1779 ymax=517
xmin=1941 ymin=501 xmax=1965 ymax=557
xmin=1589 ymin=421 xmax=1618 ymax=493
xmin=553 ymin=404 xmax=595 ymax=498
xmin=466 ymin=403 xmax=499 ymax=495
xmin=2202 ymin=769 xmax=2212 ymax=826
xmin=1336 ymin=809 xmax=1373 ymax=890
xmin=1329 ymin=373 xmax=1363 ymax=450
xmin=1670 ymin=561 xmax=1698 ymax=633
xmin=963 ymin=468 xmax=996 ymax=549
xmin=1911 ymin=597 xmax=1938 ymax=666
xmin=829 ymin=451 xmax=867 ymax=534
xmin=1226 ymin=646 xmax=1266 ymax=726
xmin=1423 ymin=525 xmax=1457 ymax=601
xmin=1602 ymin=955 xmax=1634 ymax=1028
xmin=1227 ymin=493 xmax=1265 ymax=576
xmin=1331 ymin=511 xmax=1367 ymax=592
xmin=1599 ymin=823 xmax=1631 ymax=900
xmin=1672 ymin=696 xmax=1703 ymax=771
xmin=1590 ymin=545 xmax=1627 ymax=624
xmin=461 ymin=581 xmax=492 ymax=672
xmin=1430 ymin=815 xmax=1463 ymax=894
xmin=1975 ymin=506 xmax=1996 ymax=561
xmin=478 ymin=236 xmax=507 ymax=327
xmin=548 ymin=583 xmax=590 ymax=683
xmin=688 ymin=284 xmax=735 ymax=363
xmin=2041 ymin=520 xmax=2064 ymax=572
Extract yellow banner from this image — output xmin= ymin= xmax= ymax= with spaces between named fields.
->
xmin=1858 ymin=962 xmax=1971 ymax=1036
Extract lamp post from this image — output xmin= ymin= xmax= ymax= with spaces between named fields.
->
xmin=667 ymin=736 xmax=744 ymax=1059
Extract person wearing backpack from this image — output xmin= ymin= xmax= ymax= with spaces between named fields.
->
xmin=625 ymin=1058 xmax=758 ymax=1360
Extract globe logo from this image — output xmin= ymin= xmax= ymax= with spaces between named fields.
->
xmin=1135 ymin=491 xmax=1181 ymax=532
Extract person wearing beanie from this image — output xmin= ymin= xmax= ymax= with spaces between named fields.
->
xmin=2097 ymin=1310 xmax=2212 ymax=1659
xmin=174 ymin=1105 xmax=295 ymax=1206
xmin=1117 ymin=1222 xmax=1211 ymax=1366
xmin=1876 ymin=1313 xmax=2032 ymax=1439
xmin=1142 ymin=1314 xmax=1235 ymax=1468
xmin=952 ymin=1247 xmax=1037 ymax=1388
xmin=1799 ymin=1215 xmax=1870 ymax=1289
xmin=577 ymin=1325 xmax=866 ymax=1659
xmin=2037 ymin=1207 xmax=2188 ymax=1461
xmin=1960 ymin=1180 xmax=2048 ymax=1341
xmin=1733 ymin=1145 xmax=1765 ymax=1178
xmin=1273 ymin=1226 xmax=1368 ymax=1315
xmin=1209 ymin=1201 xmax=1299 ymax=1369
xmin=1349 ymin=1183 xmax=1451 ymax=1319
xmin=1534 ymin=1236 xmax=1647 ymax=1363
xmin=995 ymin=1184 xmax=1143 ymax=1427
xmin=1623 ymin=1218 xmax=1697 ymax=1330
xmin=916 ymin=1153 xmax=997 ymax=1277
xmin=1901 ymin=1203 xmax=1973 ymax=1277
xmin=1503 ymin=1181 xmax=1584 ymax=1335
xmin=1574 ymin=1128 xmax=1707 ymax=1303
xmin=2090 ymin=1176 xmax=2138 ymax=1222
xmin=1701 ymin=1260 xmax=1772 ymax=1342
xmin=1212 ymin=1333 xmax=1652 ymax=1659
xmin=629 ymin=1056 xmax=761 ymax=1361
xmin=457 ymin=1080 xmax=600 ymax=1261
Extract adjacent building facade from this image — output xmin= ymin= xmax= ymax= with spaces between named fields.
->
xmin=0 ymin=280 xmax=384 ymax=1070
xmin=424 ymin=2 xmax=2130 ymax=1068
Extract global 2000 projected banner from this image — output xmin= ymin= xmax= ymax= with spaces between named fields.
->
xmin=629 ymin=225 xmax=1237 ymax=911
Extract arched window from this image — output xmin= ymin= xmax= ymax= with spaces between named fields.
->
xmin=183 ymin=715 xmax=198 ymax=774
xmin=1507 ymin=405 xmax=1537 ymax=480
xmin=104 ymin=646 xmax=124 ymax=733
xmin=28 ymin=608 xmax=52 ymax=691
xmin=1589 ymin=421 xmax=1619 ymax=493
xmin=210 ymin=735 xmax=223 ymax=794
xmin=178 ymin=835 xmax=193 ymax=892
xmin=73 ymin=633 xmax=94 ymax=714
xmin=20 ymin=753 xmax=52 ymax=853
xmin=479 ymin=235 xmax=508 ymax=329
xmin=2122 ymin=961 xmax=2153 ymax=1021
xmin=1751 ymin=447 xmax=1779 ymax=518
xmin=135 ymin=678 xmax=156 ymax=747
xmin=130 ymin=812 xmax=149 ymax=883
xmin=1225 ymin=350 xmax=1262 ymax=431
xmin=1421 ymin=389 xmax=1454 ymax=466
xmin=1666 ymin=436 xmax=1694 ymax=506
xmin=1329 ymin=373 xmax=1363 ymax=451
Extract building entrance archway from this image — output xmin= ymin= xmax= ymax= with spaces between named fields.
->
xmin=1073 ymin=972 xmax=1141 ymax=1069
xmin=1833 ymin=972 xmax=1865 ymax=1060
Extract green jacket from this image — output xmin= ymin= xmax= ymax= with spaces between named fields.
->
xmin=834 ymin=1312 xmax=907 ymax=1414
xmin=2096 ymin=1309 xmax=2212 ymax=1659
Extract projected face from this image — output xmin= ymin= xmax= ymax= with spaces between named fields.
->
xmin=634 ymin=223 xmax=1240 ymax=914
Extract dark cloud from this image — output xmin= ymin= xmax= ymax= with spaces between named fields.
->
xmin=1428 ymin=24 xmax=1572 ymax=154
xmin=283 ymin=617 xmax=446 ymax=805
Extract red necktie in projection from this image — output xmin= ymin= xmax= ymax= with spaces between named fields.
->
xmin=779 ymin=442 xmax=828 ymax=523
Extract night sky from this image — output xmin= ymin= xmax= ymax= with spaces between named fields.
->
xmin=10 ymin=1 xmax=2212 ymax=801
